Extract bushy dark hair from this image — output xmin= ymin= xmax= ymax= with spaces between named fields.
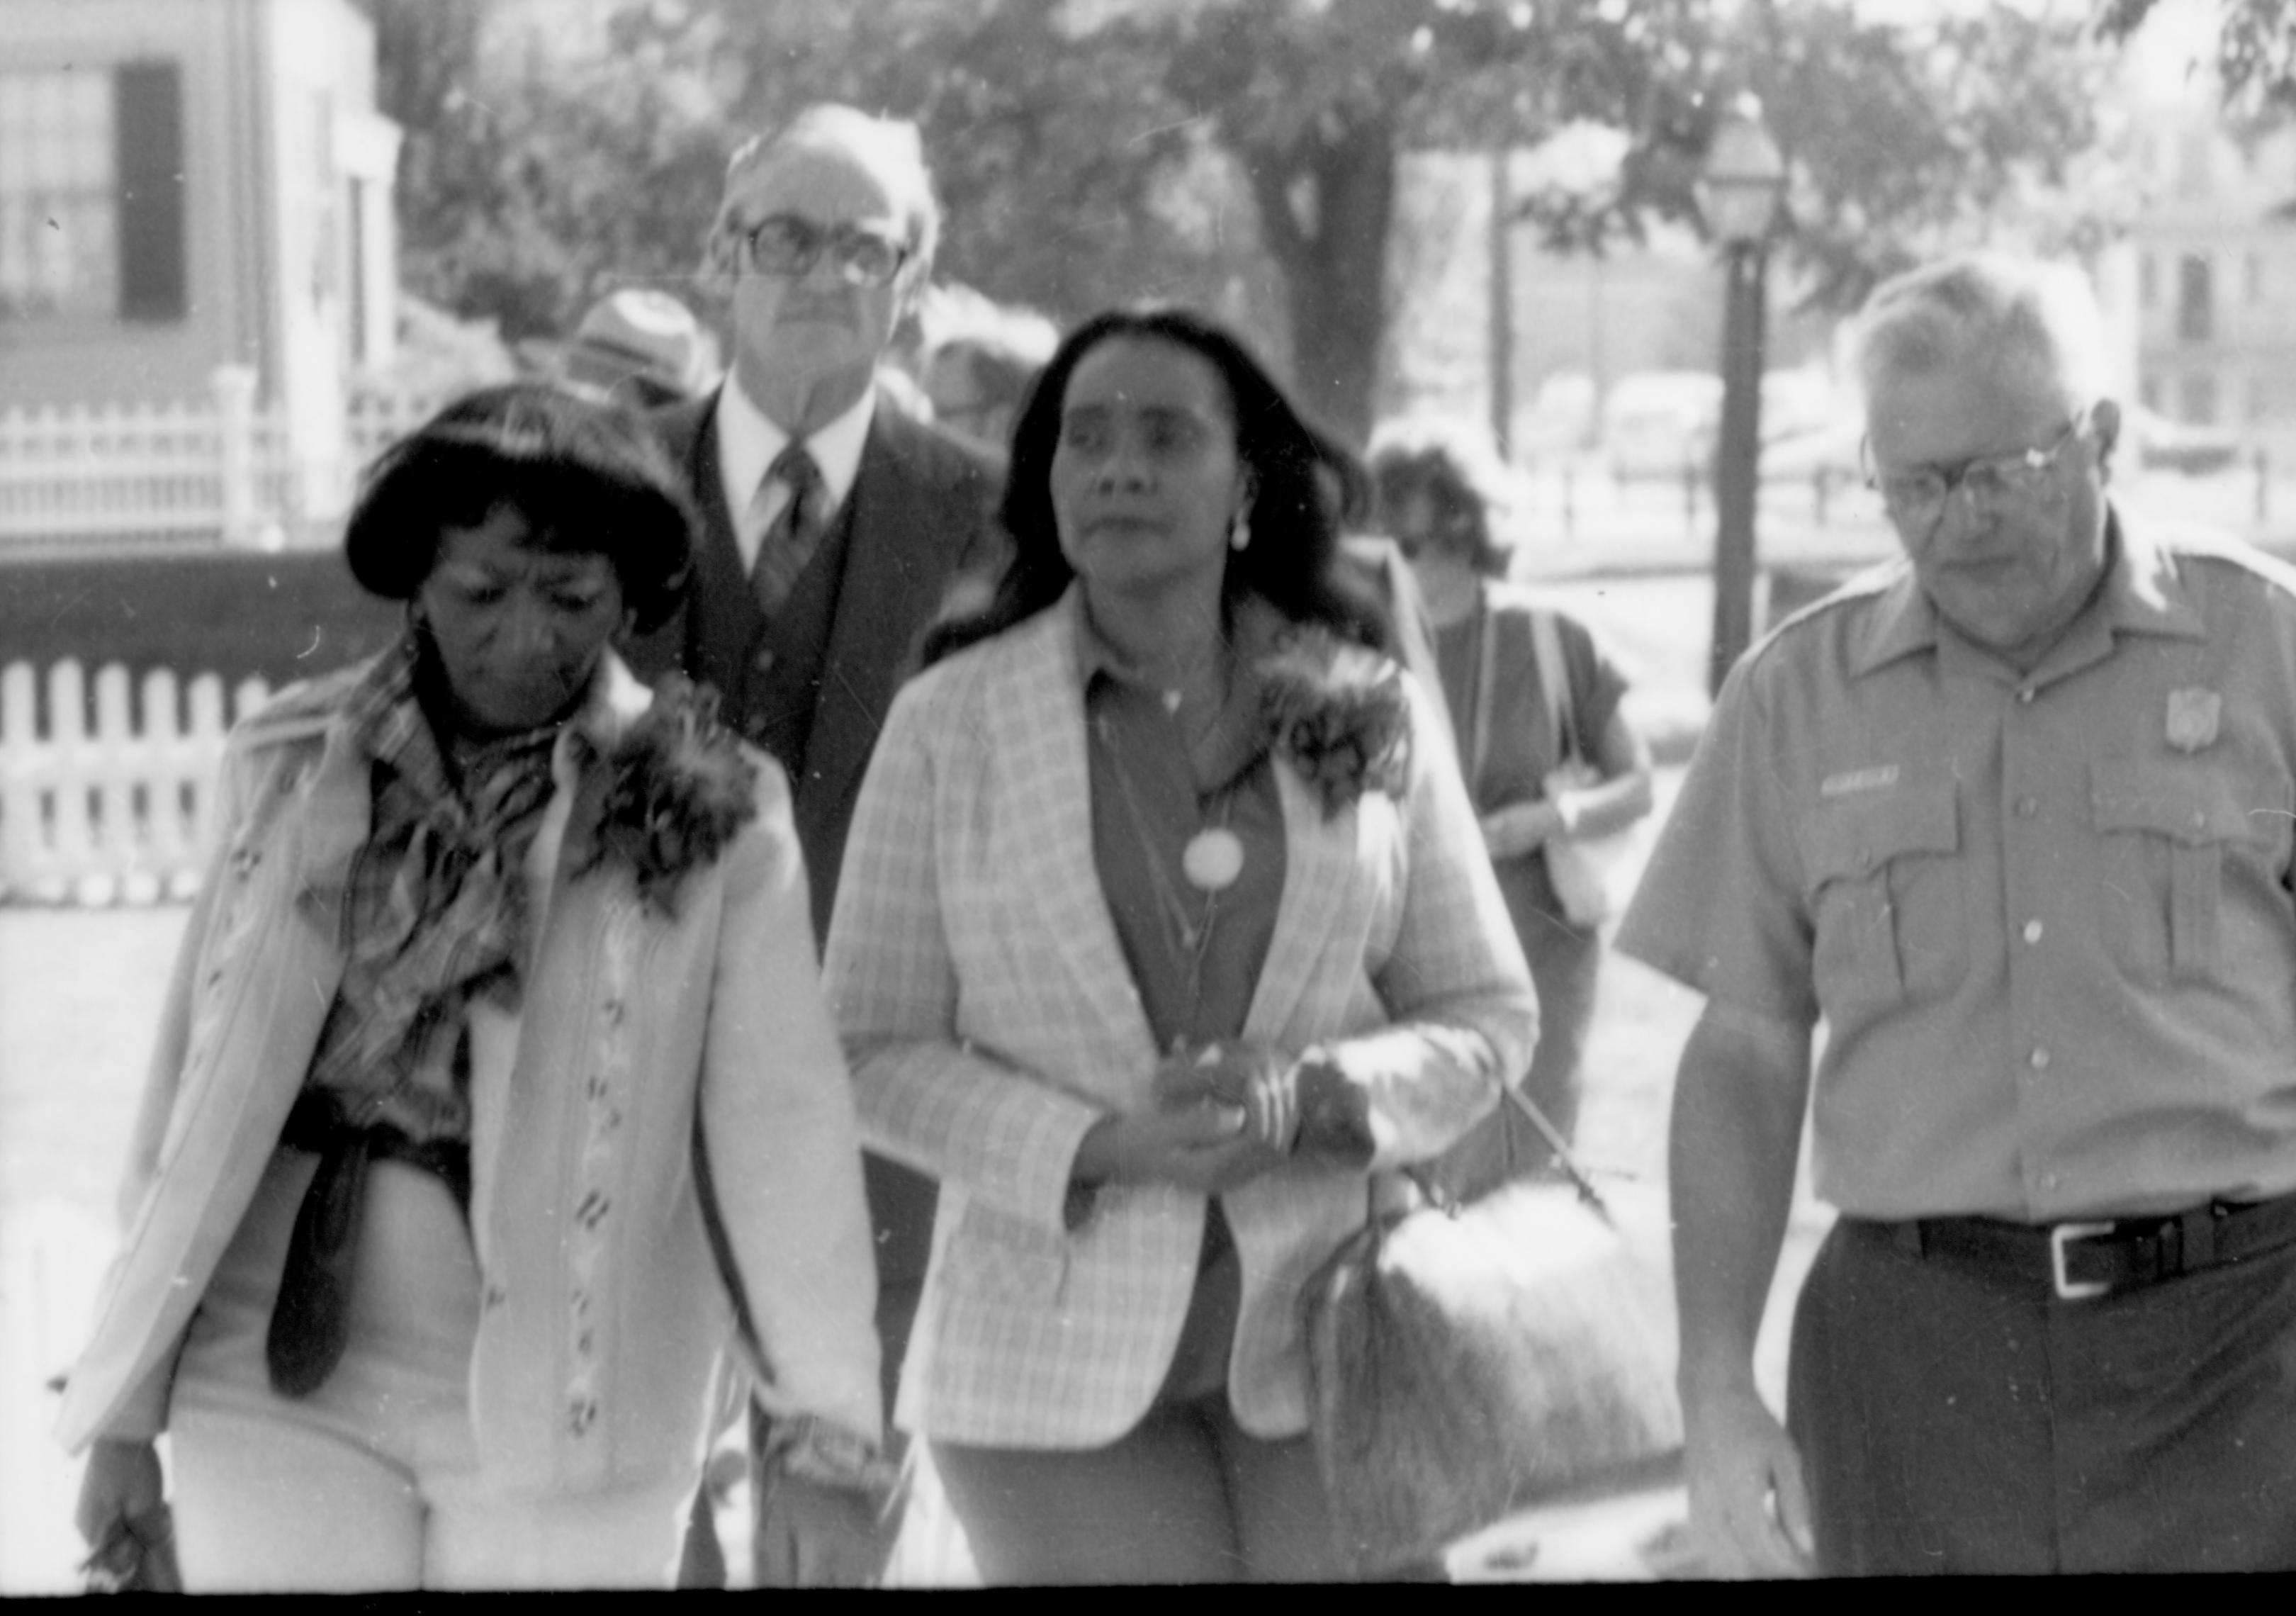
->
xmin=923 ymin=305 xmax=1388 ymax=666
xmin=343 ymin=382 xmax=697 ymax=634
xmin=1369 ymin=440 xmax=1508 ymax=578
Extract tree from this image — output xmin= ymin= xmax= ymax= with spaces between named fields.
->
xmin=2097 ymin=0 xmax=2296 ymax=119
xmin=357 ymin=0 xmax=733 ymax=340
xmin=371 ymin=0 xmax=2125 ymax=442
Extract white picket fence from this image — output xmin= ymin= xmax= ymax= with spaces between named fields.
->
xmin=0 ymin=369 xmax=450 ymax=551
xmin=0 ymin=660 xmax=271 ymax=906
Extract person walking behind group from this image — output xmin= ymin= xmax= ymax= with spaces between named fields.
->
xmin=1371 ymin=421 xmax=1652 ymax=1186
xmin=58 ymin=384 xmax=891 ymax=1591
xmin=915 ymin=282 xmax=1060 ymax=451
xmin=541 ymin=288 xmax=718 ymax=411
xmin=822 ymin=305 xmax=1539 ymax=1583
xmin=619 ymin=102 xmax=1006 ymax=1584
xmin=1621 ymin=249 xmax=2296 ymax=1575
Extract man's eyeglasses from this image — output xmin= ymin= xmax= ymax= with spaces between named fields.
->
xmin=1863 ymin=413 xmax=2090 ymax=538
xmin=734 ymin=214 xmax=908 ymax=287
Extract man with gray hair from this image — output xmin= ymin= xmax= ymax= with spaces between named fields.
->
xmin=1619 ymin=249 xmax=2296 ymax=1573
xmin=625 ymin=101 xmax=1005 ymax=1586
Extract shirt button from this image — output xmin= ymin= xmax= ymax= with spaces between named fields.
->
xmin=2015 ymin=796 xmax=2038 ymax=819
xmin=2017 ymin=687 xmax=2037 ymax=705
xmin=2022 ymin=919 xmax=2043 ymax=944
xmin=2190 ymin=809 xmax=2208 ymax=831
xmin=2042 ymin=1172 xmax=2061 ymax=1192
xmin=2030 ymin=1045 xmax=2052 ymax=1072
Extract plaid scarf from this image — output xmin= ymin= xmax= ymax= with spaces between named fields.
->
xmin=301 ymin=633 xmax=566 ymax=1141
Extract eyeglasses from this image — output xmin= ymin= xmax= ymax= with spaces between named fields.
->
xmin=1864 ymin=413 xmax=2089 ymax=538
xmin=733 ymin=213 xmax=908 ymax=287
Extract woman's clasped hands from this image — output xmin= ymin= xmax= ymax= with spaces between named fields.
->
xmin=1071 ymin=1041 xmax=1308 ymax=1195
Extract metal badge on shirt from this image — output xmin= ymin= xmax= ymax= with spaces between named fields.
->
xmin=2166 ymin=688 xmax=2221 ymax=754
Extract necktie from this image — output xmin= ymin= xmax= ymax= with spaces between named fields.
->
xmin=751 ymin=443 xmax=826 ymax=615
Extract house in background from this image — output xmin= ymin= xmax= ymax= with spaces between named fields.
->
xmin=0 ymin=0 xmax=400 ymax=544
xmin=2124 ymin=97 xmax=2296 ymax=468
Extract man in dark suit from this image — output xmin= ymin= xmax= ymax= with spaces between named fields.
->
xmin=623 ymin=102 xmax=1003 ymax=1587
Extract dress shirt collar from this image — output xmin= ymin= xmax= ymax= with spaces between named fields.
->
xmin=714 ymin=370 xmax=878 ymax=542
xmin=1850 ymin=506 xmax=2208 ymax=680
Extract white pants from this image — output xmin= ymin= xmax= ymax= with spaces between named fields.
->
xmin=167 ymin=1148 xmax=696 ymax=1591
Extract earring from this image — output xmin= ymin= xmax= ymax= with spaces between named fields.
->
xmin=1229 ymin=510 xmax=1252 ymax=552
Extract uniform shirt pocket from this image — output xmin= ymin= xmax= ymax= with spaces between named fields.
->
xmin=2092 ymin=761 xmax=2250 ymax=984
xmin=1801 ymin=782 xmax=1964 ymax=1019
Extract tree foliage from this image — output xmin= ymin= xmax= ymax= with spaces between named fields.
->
xmin=364 ymin=0 xmax=2124 ymax=442
xmin=2098 ymin=0 xmax=2296 ymax=120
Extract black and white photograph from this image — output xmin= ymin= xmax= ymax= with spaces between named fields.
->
xmin=4 ymin=0 xmax=2293 ymax=1588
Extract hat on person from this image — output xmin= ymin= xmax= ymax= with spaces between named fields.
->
xmin=558 ymin=288 xmax=712 ymax=403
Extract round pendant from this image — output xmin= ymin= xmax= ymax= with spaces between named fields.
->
xmin=1183 ymin=826 xmax=1245 ymax=893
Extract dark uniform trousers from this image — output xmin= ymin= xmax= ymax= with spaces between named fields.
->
xmin=1786 ymin=1214 xmax=2296 ymax=1573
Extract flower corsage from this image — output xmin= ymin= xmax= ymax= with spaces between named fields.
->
xmin=582 ymin=675 xmax=759 ymax=917
xmin=1258 ymin=626 xmax=1412 ymax=817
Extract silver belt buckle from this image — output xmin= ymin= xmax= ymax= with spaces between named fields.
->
xmin=2049 ymin=1220 xmax=2117 ymax=1301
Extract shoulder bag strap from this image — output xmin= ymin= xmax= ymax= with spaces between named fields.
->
xmin=1466 ymin=586 xmax=1497 ymax=795
xmin=1392 ymin=1086 xmax=1619 ymax=1228
xmin=1528 ymin=604 xmax=1577 ymax=766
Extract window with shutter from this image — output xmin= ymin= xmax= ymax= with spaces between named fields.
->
xmin=0 ymin=60 xmax=185 ymax=325
xmin=0 ymin=67 xmax=119 ymax=320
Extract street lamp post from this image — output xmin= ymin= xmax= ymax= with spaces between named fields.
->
xmin=1699 ymin=95 xmax=1786 ymax=696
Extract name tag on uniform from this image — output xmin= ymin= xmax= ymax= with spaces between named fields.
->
xmin=1821 ymin=765 xmax=1899 ymax=798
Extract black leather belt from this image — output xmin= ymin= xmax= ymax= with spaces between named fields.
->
xmin=278 ymin=1087 xmax=471 ymax=1211
xmin=1879 ymin=1190 xmax=2296 ymax=1302
xmin=268 ymin=1089 xmax=471 ymax=1396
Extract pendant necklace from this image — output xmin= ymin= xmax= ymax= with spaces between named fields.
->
xmin=1095 ymin=708 xmax=1245 ymax=997
xmin=1182 ymin=814 xmax=1245 ymax=895
xmin=1151 ymin=664 xmax=1247 ymax=905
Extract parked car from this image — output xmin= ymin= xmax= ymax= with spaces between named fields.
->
xmin=1760 ymin=416 xmax=1864 ymax=485
xmin=1601 ymin=372 xmax=1722 ymax=481
xmin=1512 ymin=371 xmax=1599 ymax=461
xmin=1759 ymin=368 xmax=1840 ymax=444
xmin=2127 ymin=405 xmax=2243 ymax=475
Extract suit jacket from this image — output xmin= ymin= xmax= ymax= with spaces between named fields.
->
xmin=822 ymin=593 xmax=1541 ymax=1447
xmin=56 ymin=653 xmax=883 ymax=1493
xmin=625 ymin=387 xmax=1006 ymax=943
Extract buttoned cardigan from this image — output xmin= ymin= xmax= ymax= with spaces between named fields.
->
xmin=56 ymin=652 xmax=884 ymax=1495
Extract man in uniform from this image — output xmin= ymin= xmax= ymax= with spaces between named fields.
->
xmin=1619 ymin=249 xmax=2296 ymax=1575
xmin=625 ymin=103 xmax=1004 ymax=1586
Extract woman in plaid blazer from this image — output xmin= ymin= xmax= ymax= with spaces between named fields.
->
xmin=824 ymin=308 xmax=1539 ymax=1582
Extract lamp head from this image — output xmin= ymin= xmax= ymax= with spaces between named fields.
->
xmin=1698 ymin=94 xmax=1786 ymax=247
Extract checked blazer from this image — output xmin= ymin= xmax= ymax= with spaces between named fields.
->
xmin=822 ymin=592 xmax=1540 ymax=1449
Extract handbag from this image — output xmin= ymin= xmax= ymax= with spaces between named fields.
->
xmin=1300 ymin=1086 xmax=1683 ymax=1577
